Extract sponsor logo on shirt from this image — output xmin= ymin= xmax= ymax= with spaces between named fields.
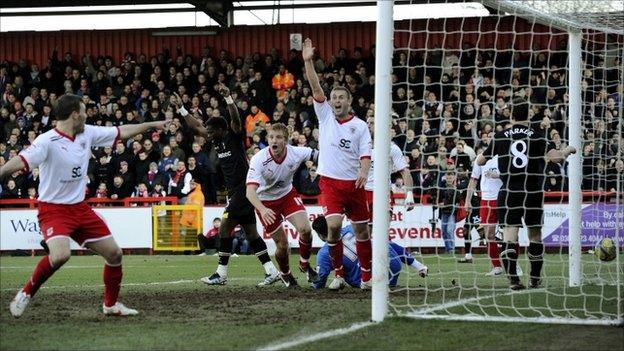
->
xmin=218 ymin=151 xmax=232 ymax=158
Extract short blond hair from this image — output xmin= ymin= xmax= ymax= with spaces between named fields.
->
xmin=330 ymin=86 xmax=352 ymax=101
xmin=268 ymin=123 xmax=289 ymax=138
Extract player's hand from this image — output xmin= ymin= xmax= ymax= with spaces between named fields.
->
xmin=216 ymin=84 xmax=230 ymax=97
xmin=355 ymin=169 xmax=368 ymax=189
xmin=170 ymin=93 xmax=182 ymax=110
xmin=259 ymin=207 xmax=277 ymax=225
xmin=302 ymin=38 xmax=315 ymax=61
xmin=152 ymin=120 xmax=170 ymax=131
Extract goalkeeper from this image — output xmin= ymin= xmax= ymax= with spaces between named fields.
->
xmin=311 ymin=216 xmax=427 ymax=289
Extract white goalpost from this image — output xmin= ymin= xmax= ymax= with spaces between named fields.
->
xmin=371 ymin=0 xmax=623 ymax=326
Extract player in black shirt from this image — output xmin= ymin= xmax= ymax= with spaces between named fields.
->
xmin=172 ymin=87 xmax=280 ymax=286
xmin=477 ymin=101 xmax=575 ymax=290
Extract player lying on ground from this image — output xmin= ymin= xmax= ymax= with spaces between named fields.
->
xmin=0 ymin=94 xmax=169 ymax=317
xmin=304 ymin=38 xmax=373 ymax=291
xmin=246 ymin=123 xmax=320 ymax=287
xmin=172 ymin=86 xmax=280 ymax=286
xmin=477 ymin=101 xmax=575 ymax=290
xmin=311 ymin=216 xmax=427 ymax=289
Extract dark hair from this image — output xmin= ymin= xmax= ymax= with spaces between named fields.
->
xmin=511 ymin=100 xmax=529 ymax=122
xmin=312 ymin=216 xmax=328 ymax=240
xmin=54 ymin=94 xmax=83 ymax=120
xmin=206 ymin=116 xmax=228 ymax=131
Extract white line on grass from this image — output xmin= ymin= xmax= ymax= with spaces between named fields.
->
xmin=0 ymin=277 xmax=263 ymax=291
xmin=256 ymin=321 xmax=375 ymax=351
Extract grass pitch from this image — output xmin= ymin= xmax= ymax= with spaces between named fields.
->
xmin=0 ymin=254 xmax=622 ymax=350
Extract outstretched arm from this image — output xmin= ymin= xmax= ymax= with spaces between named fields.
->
xmin=118 ymin=121 xmax=169 ymax=140
xmin=217 ymin=85 xmax=242 ymax=134
xmin=0 ymin=157 xmax=26 ymax=179
xmin=303 ymin=38 xmax=326 ymax=102
xmin=546 ymin=146 xmax=576 ymax=164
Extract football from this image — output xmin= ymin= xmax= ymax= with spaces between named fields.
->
xmin=594 ymin=238 xmax=617 ymax=262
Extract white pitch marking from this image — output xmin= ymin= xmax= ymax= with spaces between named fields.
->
xmin=256 ymin=321 xmax=375 ymax=351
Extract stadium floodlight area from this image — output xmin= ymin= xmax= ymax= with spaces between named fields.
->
xmin=372 ymin=0 xmax=623 ymax=326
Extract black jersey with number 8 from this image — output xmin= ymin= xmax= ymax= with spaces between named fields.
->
xmin=484 ymin=124 xmax=555 ymax=192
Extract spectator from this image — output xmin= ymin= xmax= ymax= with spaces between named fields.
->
xmin=300 ymin=165 xmax=320 ymax=196
xmin=180 ymin=178 xmax=205 ymax=230
xmin=437 ymin=171 xmax=460 ymax=254
xmin=1 ymin=179 xmax=20 ymax=199
xmin=271 ymin=64 xmax=295 ymax=101
xmin=244 ymin=105 xmax=269 ymax=139
xmin=168 ymin=160 xmax=192 ymax=202
xmin=109 ymin=175 xmax=132 ymax=200
xmin=198 ymin=217 xmax=221 ymax=256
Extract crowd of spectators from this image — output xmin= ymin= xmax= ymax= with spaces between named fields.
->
xmin=0 ymin=40 xmax=622 ymax=203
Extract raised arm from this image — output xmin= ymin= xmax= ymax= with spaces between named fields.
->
xmin=303 ymin=38 xmax=326 ymax=102
xmin=171 ymin=93 xmax=208 ymax=138
xmin=217 ymin=85 xmax=242 ymax=134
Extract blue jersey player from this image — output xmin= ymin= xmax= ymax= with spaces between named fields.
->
xmin=311 ymin=216 xmax=428 ymax=289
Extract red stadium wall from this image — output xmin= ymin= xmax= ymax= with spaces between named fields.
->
xmin=0 ymin=17 xmax=568 ymax=66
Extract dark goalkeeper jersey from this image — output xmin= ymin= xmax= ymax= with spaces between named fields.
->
xmin=483 ymin=124 xmax=554 ymax=192
xmin=214 ymin=127 xmax=249 ymax=193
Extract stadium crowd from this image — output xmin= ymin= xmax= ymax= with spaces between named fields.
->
xmin=0 ymin=43 xmax=622 ymax=202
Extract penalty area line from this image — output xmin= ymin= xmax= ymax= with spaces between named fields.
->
xmin=256 ymin=321 xmax=374 ymax=351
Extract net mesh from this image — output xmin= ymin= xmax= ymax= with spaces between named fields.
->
xmin=384 ymin=0 xmax=623 ymax=325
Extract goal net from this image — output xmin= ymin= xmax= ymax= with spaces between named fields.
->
xmin=372 ymin=0 xmax=623 ymax=326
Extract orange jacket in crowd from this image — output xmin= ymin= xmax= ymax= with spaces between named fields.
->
xmin=180 ymin=183 xmax=205 ymax=229
xmin=271 ymin=70 xmax=295 ymax=100
xmin=245 ymin=109 xmax=269 ymax=138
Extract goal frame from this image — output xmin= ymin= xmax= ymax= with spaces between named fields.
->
xmin=371 ymin=0 xmax=623 ymax=326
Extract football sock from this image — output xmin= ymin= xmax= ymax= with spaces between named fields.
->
xmin=327 ymin=240 xmax=345 ymax=278
xmin=528 ymin=242 xmax=545 ymax=280
xmin=250 ymin=236 xmax=272 ymax=265
xmin=463 ymin=224 xmax=472 ymax=257
xmin=23 ymin=256 xmax=61 ymax=297
xmin=356 ymin=238 xmax=372 ymax=282
xmin=275 ymin=251 xmax=290 ymax=275
xmin=500 ymin=242 xmax=519 ymax=283
xmin=218 ymin=237 xmax=233 ymax=267
xmin=298 ymin=238 xmax=312 ymax=270
xmin=103 ymin=263 xmax=123 ymax=308
xmin=488 ymin=241 xmax=502 ymax=268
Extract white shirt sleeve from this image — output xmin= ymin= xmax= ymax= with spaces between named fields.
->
xmin=296 ymin=146 xmax=314 ymax=163
xmin=181 ymin=172 xmax=192 ymax=195
xmin=18 ymin=137 xmax=49 ymax=171
xmin=390 ymin=144 xmax=408 ymax=172
xmin=87 ymin=125 xmax=120 ymax=148
xmin=358 ymin=124 xmax=372 ymax=159
xmin=246 ymin=153 xmax=263 ymax=186
xmin=470 ymin=160 xmax=481 ymax=180
xmin=313 ymin=99 xmax=333 ymax=123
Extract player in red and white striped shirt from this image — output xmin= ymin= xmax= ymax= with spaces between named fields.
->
xmin=303 ymin=38 xmax=373 ymax=290
xmin=246 ymin=123 xmax=319 ymax=287
xmin=0 ymin=94 xmax=168 ymax=318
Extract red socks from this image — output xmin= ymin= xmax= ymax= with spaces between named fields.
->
xmin=298 ymin=238 xmax=312 ymax=270
xmin=356 ymin=238 xmax=372 ymax=282
xmin=103 ymin=264 xmax=123 ymax=308
xmin=328 ymin=240 xmax=344 ymax=278
xmin=488 ymin=241 xmax=502 ymax=268
xmin=23 ymin=256 xmax=60 ymax=296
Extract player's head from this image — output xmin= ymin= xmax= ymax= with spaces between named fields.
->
xmin=55 ymin=94 xmax=87 ymax=133
xmin=329 ymin=86 xmax=352 ymax=118
xmin=267 ymin=123 xmax=288 ymax=155
xmin=205 ymin=116 xmax=228 ymax=141
xmin=510 ymin=100 xmax=530 ymax=124
xmin=312 ymin=215 xmax=328 ymax=242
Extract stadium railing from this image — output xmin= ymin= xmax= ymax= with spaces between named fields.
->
xmin=0 ymin=191 xmax=617 ymax=208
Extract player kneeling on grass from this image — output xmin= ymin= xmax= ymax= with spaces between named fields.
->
xmin=311 ymin=216 xmax=427 ymax=290
xmin=246 ymin=123 xmax=319 ymax=287
xmin=0 ymin=94 xmax=169 ymax=317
